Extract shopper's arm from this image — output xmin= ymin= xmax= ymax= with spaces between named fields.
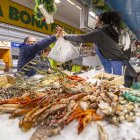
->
xmin=64 ymin=30 xmax=102 ymax=44
xmin=26 ymin=35 xmax=56 ymax=56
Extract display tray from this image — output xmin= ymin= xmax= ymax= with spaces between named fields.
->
xmin=0 ymin=75 xmax=15 ymax=88
xmin=93 ymin=73 xmax=124 ymax=85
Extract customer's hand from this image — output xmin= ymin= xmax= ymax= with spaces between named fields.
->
xmin=55 ymin=26 xmax=63 ymax=38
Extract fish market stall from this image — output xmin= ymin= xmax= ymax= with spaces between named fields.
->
xmin=1 ymin=68 xmax=140 ymax=140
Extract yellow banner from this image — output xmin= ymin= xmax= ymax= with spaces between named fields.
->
xmin=0 ymin=0 xmax=82 ymax=34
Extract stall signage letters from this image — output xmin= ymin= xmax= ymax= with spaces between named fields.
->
xmin=0 ymin=0 xmax=82 ymax=34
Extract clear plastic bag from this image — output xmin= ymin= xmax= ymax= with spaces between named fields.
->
xmin=48 ymin=37 xmax=79 ymax=63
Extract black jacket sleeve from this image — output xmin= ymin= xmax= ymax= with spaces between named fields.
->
xmin=26 ymin=35 xmax=56 ymax=56
xmin=64 ymin=30 xmax=102 ymax=44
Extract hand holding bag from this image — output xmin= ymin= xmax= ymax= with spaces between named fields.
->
xmin=48 ymin=37 xmax=79 ymax=63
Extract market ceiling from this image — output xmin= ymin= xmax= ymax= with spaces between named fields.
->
xmin=78 ymin=0 xmax=140 ymax=40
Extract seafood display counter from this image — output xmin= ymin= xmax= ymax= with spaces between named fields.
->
xmin=0 ymin=70 xmax=140 ymax=140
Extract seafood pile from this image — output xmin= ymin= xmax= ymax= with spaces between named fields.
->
xmin=0 ymin=76 xmax=40 ymax=100
xmin=0 ymin=69 xmax=66 ymax=100
xmin=0 ymin=70 xmax=140 ymax=140
xmin=0 ymin=72 xmax=122 ymax=139
xmin=122 ymin=90 xmax=140 ymax=103
xmin=111 ymin=96 xmax=138 ymax=125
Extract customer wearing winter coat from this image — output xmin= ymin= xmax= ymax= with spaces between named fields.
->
xmin=17 ymin=27 xmax=63 ymax=77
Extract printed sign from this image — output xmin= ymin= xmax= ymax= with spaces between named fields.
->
xmin=0 ymin=0 xmax=82 ymax=35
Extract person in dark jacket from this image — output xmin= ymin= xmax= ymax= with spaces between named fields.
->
xmin=36 ymin=47 xmax=52 ymax=72
xmin=63 ymin=11 xmax=136 ymax=87
xmin=17 ymin=27 xmax=63 ymax=77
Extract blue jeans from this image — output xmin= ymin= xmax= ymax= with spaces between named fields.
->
xmin=96 ymin=47 xmax=123 ymax=75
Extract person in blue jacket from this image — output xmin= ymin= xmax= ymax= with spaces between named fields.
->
xmin=17 ymin=27 xmax=63 ymax=77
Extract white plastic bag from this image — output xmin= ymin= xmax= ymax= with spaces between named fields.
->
xmin=48 ymin=37 xmax=79 ymax=63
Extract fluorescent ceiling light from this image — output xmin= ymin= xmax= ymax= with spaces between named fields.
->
xmin=67 ymin=0 xmax=75 ymax=5
xmin=76 ymin=5 xmax=81 ymax=10
xmin=55 ymin=0 xmax=61 ymax=4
